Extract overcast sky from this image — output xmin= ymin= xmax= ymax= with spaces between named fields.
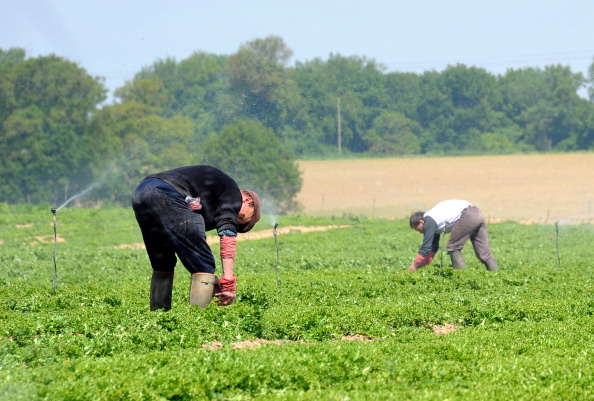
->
xmin=2 ymin=0 xmax=593 ymax=101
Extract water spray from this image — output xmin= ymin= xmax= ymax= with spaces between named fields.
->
xmin=51 ymin=208 xmax=58 ymax=294
xmin=55 ymin=179 xmax=103 ymax=211
xmin=273 ymin=222 xmax=280 ymax=287
xmin=555 ymin=222 xmax=561 ymax=271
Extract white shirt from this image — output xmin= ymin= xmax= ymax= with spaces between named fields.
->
xmin=424 ymin=200 xmax=472 ymax=233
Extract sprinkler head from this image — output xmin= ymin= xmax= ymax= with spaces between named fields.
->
xmin=51 ymin=208 xmax=57 ymax=214
xmin=273 ymin=222 xmax=279 ymax=229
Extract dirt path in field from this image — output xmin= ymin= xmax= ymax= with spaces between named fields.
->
xmin=114 ymin=225 xmax=351 ymax=249
xmin=7 ymin=224 xmax=349 ymax=249
xmin=210 ymin=224 xmax=351 ymax=245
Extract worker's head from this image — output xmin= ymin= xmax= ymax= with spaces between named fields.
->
xmin=237 ymin=189 xmax=261 ymax=233
xmin=409 ymin=211 xmax=425 ymax=233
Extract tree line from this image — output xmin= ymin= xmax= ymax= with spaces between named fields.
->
xmin=1 ymin=37 xmax=594 ymax=209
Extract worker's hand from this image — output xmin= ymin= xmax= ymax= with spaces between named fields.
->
xmin=214 ymin=291 xmax=236 ymax=306
xmin=214 ymin=274 xmax=236 ymax=306
xmin=409 ymin=253 xmax=433 ymax=271
xmin=187 ymin=200 xmax=202 ymax=211
xmin=185 ymin=196 xmax=202 ymax=211
xmin=414 ymin=253 xmax=426 ymax=267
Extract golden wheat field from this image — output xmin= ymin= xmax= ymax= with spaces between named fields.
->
xmin=294 ymin=153 xmax=594 ymax=224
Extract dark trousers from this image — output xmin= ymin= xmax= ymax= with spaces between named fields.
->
xmin=446 ymin=206 xmax=496 ymax=265
xmin=131 ymin=178 xmax=216 ymax=274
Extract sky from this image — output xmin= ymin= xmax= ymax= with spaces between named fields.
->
xmin=2 ymin=0 xmax=594 ymax=101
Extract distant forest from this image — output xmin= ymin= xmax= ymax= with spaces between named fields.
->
xmin=1 ymin=36 xmax=594 ymax=207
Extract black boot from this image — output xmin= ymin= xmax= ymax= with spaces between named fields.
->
xmin=449 ymin=251 xmax=465 ymax=270
xmin=150 ymin=271 xmax=174 ymax=311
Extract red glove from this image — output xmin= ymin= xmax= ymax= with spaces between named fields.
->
xmin=215 ymin=274 xmax=237 ymax=306
xmin=218 ymin=274 xmax=236 ymax=293
xmin=409 ymin=252 xmax=435 ymax=270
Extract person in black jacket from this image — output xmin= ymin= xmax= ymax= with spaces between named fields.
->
xmin=132 ymin=165 xmax=261 ymax=310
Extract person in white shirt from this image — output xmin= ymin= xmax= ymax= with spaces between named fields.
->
xmin=408 ymin=200 xmax=498 ymax=271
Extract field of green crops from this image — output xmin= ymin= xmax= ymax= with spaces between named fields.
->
xmin=1 ymin=204 xmax=593 ymax=400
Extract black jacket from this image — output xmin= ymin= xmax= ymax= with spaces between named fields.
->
xmin=148 ymin=165 xmax=242 ymax=233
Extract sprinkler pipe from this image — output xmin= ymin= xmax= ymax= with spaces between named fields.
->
xmin=555 ymin=222 xmax=561 ymax=272
xmin=438 ymin=232 xmax=447 ymax=278
xmin=273 ymin=223 xmax=280 ymax=287
xmin=51 ymin=208 xmax=58 ymax=294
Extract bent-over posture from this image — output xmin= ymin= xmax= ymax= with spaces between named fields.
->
xmin=408 ymin=200 xmax=498 ymax=271
xmin=132 ymin=165 xmax=261 ymax=310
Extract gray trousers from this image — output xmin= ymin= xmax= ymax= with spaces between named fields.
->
xmin=446 ymin=206 xmax=496 ymax=266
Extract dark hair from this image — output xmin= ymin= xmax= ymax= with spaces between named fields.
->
xmin=409 ymin=211 xmax=425 ymax=229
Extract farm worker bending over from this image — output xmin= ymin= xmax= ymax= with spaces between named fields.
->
xmin=408 ymin=200 xmax=498 ymax=271
xmin=132 ymin=165 xmax=261 ymax=310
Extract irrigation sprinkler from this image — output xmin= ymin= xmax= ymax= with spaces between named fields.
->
xmin=555 ymin=221 xmax=561 ymax=271
xmin=438 ymin=232 xmax=447 ymax=278
xmin=273 ymin=222 xmax=280 ymax=287
xmin=51 ymin=208 xmax=58 ymax=294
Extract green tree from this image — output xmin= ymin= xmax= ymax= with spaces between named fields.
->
xmin=383 ymin=72 xmax=422 ymax=119
xmin=0 ymin=48 xmax=26 ymax=68
xmin=416 ymin=65 xmax=507 ymax=154
xmin=584 ymin=59 xmax=594 ymax=103
xmin=415 ymin=70 xmax=453 ymax=152
xmin=85 ymin=101 xmax=196 ymax=204
xmin=0 ymin=53 xmax=106 ymax=204
xmin=120 ymin=52 xmax=235 ymax=138
xmin=115 ymin=75 xmax=168 ymax=110
xmin=291 ymin=54 xmax=388 ymax=154
xmin=200 ymin=120 xmax=302 ymax=213
xmin=0 ymin=48 xmax=26 ymax=123
xmin=498 ymin=65 xmax=587 ymax=151
xmin=225 ymin=36 xmax=295 ymax=129
xmin=364 ymin=111 xmax=422 ymax=154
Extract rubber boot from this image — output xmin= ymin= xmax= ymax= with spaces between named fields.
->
xmin=485 ymin=258 xmax=499 ymax=271
xmin=150 ymin=271 xmax=174 ymax=311
xmin=449 ymin=251 xmax=466 ymax=270
xmin=189 ymin=273 xmax=217 ymax=308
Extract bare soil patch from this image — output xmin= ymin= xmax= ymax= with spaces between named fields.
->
xmin=115 ymin=243 xmax=146 ymax=250
xmin=296 ymin=154 xmax=594 ymax=224
xmin=203 ymin=335 xmax=377 ymax=350
xmin=334 ymin=334 xmax=376 ymax=342
xmin=431 ymin=323 xmax=458 ymax=335
xmin=32 ymin=235 xmax=66 ymax=245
